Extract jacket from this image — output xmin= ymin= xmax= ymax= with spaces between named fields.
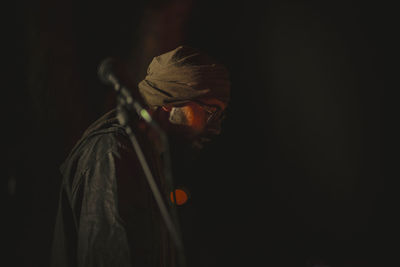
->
xmin=51 ymin=109 xmax=174 ymax=267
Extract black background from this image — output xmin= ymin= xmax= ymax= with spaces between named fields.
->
xmin=6 ymin=0 xmax=388 ymax=266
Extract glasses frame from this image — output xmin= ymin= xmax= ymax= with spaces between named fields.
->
xmin=192 ymin=100 xmax=226 ymax=124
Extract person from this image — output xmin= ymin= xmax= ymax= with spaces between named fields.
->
xmin=51 ymin=45 xmax=230 ymax=267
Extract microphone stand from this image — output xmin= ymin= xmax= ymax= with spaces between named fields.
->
xmin=103 ymin=71 xmax=187 ymax=267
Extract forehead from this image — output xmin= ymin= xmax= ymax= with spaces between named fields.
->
xmin=197 ymin=97 xmax=227 ymax=110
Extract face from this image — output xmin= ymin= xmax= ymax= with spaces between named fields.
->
xmin=164 ymin=98 xmax=227 ymax=148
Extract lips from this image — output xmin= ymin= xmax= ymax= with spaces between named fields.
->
xmin=205 ymin=126 xmax=221 ymax=136
xmin=199 ymin=137 xmax=212 ymax=143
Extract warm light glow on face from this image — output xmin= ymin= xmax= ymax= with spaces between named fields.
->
xmin=169 ymin=98 xmax=226 ymax=132
xmin=165 ymin=98 xmax=228 ymax=148
xmin=170 ymin=188 xmax=189 ymax=205
xmin=179 ymin=103 xmax=207 ymax=132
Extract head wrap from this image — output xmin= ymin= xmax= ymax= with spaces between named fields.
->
xmin=138 ymin=45 xmax=230 ymax=107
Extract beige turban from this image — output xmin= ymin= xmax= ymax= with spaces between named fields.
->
xmin=138 ymin=46 xmax=230 ymax=107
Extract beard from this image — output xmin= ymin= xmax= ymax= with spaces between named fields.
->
xmin=190 ymin=136 xmax=214 ymax=150
xmin=167 ymin=125 xmax=214 ymax=151
xmin=167 ymin=130 xmax=207 ymax=152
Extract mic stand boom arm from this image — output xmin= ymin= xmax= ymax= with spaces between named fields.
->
xmin=110 ymin=80 xmax=187 ymax=267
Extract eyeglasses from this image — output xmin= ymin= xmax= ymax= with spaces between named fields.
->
xmin=193 ymin=100 xmax=226 ymax=124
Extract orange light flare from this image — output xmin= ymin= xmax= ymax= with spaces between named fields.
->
xmin=170 ymin=188 xmax=190 ymax=206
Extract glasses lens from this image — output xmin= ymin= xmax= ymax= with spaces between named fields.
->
xmin=207 ymin=110 xmax=225 ymax=124
xmin=194 ymin=100 xmax=225 ymax=124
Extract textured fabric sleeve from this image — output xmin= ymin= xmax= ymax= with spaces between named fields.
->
xmin=73 ymin=149 xmax=132 ymax=267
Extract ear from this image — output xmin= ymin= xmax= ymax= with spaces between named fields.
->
xmin=162 ymin=106 xmax=172 ymax=112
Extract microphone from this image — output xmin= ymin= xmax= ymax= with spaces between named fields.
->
xmin=97 ymin=57 xmax=156 ymax=124
xmin=98 ymin=57 xmax=120 ymax=88
xmin=98 ymin=57 xmax=136 ymax=108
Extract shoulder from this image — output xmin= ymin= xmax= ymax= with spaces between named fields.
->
xmin=60 ymin=112 xmax=134 ymax=182
xmin=63 ymin=109 xmax=132 ymax=168
xmin=67 ymin=127 xmax=132 ymax=171
xmin=60 ymin=127 xmax=140 ymax=200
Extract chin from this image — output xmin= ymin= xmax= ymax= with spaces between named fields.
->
xmin=190 ymin=137 xmax=212 ymax=150
xmin=191 ymin=140 xmax=204 ymax=150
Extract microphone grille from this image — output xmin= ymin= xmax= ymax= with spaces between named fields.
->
xmin=98 ymin=57 xmax=115 ymax=85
